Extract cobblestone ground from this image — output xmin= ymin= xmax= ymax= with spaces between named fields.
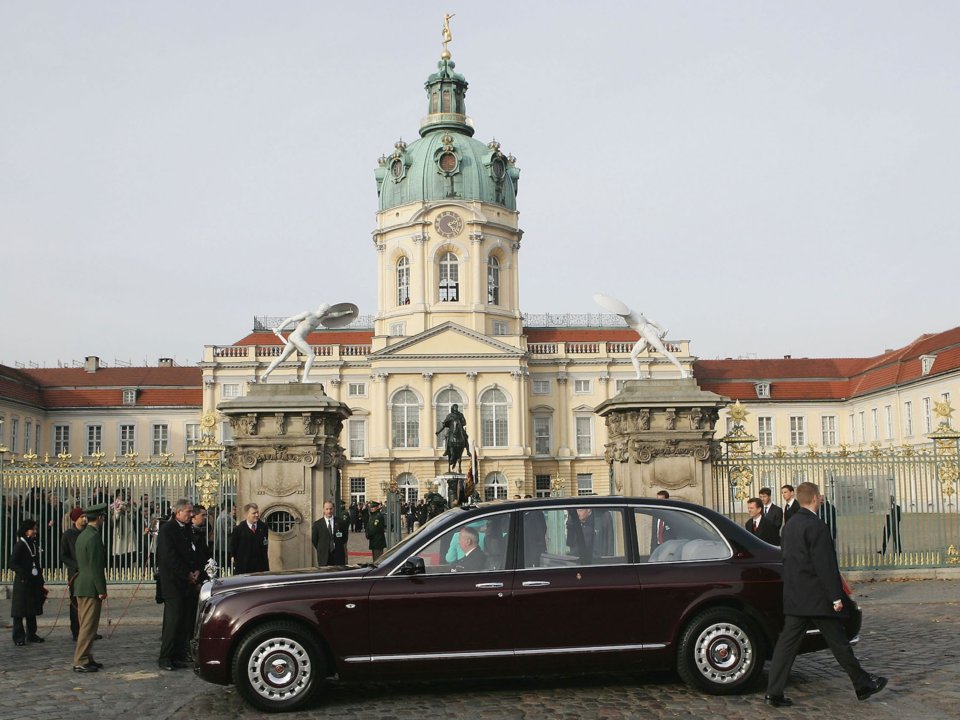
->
xmin=1 ymin=579 xmax=955 ymax=720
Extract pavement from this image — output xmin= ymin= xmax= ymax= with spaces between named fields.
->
xmin=1 ymin=535 xmax=957 ymax=719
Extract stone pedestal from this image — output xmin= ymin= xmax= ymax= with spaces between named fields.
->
xmin=595 ymin=379 xmax=728 ymax=505
xmin=219 ymin=383 xmax=351 ymax=571
xmin=435 ymin=472 xmax=467 ymax=505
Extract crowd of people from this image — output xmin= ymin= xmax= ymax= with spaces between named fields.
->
xmin=1 ymin=487 xmax=243 ymax=579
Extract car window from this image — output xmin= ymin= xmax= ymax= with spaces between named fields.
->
xmin=636 ymin=508 xmax=730 ymax=563
xmin=416 ymin=514 xmax=511 ymax=574
xmin=522 ymin=508 xmax=627 ymax=568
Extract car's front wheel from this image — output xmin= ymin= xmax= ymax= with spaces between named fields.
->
xmin=232 ymin=620 xmax=326 ymax=713
xmin=676 ymin=608 xmax=764 ymax=694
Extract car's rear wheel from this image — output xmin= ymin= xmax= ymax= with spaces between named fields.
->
xmin=676 ymin=608 xmax=764 ymax=694
xmin=232 ymin=620 xmax=326 ymax=713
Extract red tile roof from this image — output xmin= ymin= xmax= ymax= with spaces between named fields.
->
xmin=18 ymin=366 xmax=201 ymax=388
xmin=695 ymin=326 xmax=960 ymax=401
xmin=0 ymin=366 xmax=45 ymax=408
xmin=233 ymin=330 xmax=374 ymax=346
xmin=525 ymin=328 xmax=638 ymax=343
xmin=1 ymin=365 xmax=202 ymax=410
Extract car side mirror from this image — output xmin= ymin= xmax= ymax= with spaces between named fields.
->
xmin=399 ymin=556 xmax=426 ymax=575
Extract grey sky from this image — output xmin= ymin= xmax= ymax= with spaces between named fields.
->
xmin=2 ymin=1 xmax=958 ymax=367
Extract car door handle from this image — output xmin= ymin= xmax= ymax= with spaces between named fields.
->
xmin=475 ymin=582 xmax=504 ymax=589
xmin=521 ymin=581 xmax=550 ymax=587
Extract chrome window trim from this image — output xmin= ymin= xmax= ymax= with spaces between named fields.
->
xmin=627 ymin=503 xmax=735 ymax=563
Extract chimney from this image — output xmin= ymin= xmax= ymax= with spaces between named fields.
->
xmin=783 ymin=355 xmax=792 ymax=359
xmin=158 ymin=358 xmax=175 ymax=367
xmin=84 ymin=356 xmax=100 ymax=373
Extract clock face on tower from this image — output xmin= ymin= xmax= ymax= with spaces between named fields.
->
xmin=434 ymin=211 xmax=463 ymax=238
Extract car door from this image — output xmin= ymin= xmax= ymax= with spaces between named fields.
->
xmin=511 ymin=505 xmax=644 ymax=672
xmin=365 ymin=511 xmax=515 ymax=677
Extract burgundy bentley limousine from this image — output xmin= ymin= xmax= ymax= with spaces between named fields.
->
xmin=192 ymin=496 xmax=861 ymax=712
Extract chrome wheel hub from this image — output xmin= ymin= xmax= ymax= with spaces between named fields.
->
xmin=247 ymin=636 xmax=312 ymax=702
xmin=694 ymin=622 xmax=753 ymax=684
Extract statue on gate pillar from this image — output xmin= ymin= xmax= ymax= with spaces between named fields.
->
xmin=259 ymin=302 xmax=359 ymax=383
xmin=594 ymin=293 xmax=689 ymax=379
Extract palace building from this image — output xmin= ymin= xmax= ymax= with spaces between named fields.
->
xmin=194 ymin=48 xmax=960 ymax=506
xmin=3 ymin=48 xmax=958 ymax=508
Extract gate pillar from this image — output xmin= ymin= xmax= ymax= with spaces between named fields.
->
xmin=219 ymin=383 xmax=351 ymax=571
xmin=595 ymin=378 xmax=728 ymax=504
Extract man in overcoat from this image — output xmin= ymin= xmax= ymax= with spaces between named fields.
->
xmin=765 ymin=482 xmax=887 ymax=707
xmin=73 ymin=504 xmax=107 ymax=672
xmin=156 ymin=498 xmax=199 ymax=671
xmin=60 ymin=507 xmax=87 ymax=640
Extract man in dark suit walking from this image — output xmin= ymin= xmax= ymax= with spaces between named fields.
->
xmin=230 ymin=503 xmax=270 ymax=574
xmin=311 ymin=500 xmax=348 ymax=565
xmin=765 ymin=482 xmax=887 ymax=707
xmin=759 ymin=488 xmax=783 ymax=529
xmin=744 ymin=498 xmax=780 ymax=545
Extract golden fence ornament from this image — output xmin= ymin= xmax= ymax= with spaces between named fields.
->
xmin=714 ymin=401 xmax=960 ymax=571
xmin=0 ymin=450 xmax=237 ymax=584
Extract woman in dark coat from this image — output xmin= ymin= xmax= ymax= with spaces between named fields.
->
xmin=11 ymin=519 xmax=45 ymax=646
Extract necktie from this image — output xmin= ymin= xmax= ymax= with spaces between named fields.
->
xmin=763 ymin=506 xmax=768 ymax=515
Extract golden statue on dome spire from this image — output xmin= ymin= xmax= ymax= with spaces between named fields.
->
xmin=441 ymin=13 xmax=455 ymax=59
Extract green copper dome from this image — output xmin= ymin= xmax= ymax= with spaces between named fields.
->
xmin=375 ymin=57 xmax=520 ymax=212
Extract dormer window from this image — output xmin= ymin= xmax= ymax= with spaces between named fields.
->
xmin=122 ymin=388 xmax=137 ymax=406
xmin=755 ymin=382 xmax=771 ymax=399
xmin=920 ymin=355 xmax=936 ymax=376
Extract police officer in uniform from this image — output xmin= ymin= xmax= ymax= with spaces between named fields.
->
xmin=73 ymin=503 xmax=107 ymax=673
xmin=365 ymin=501 xmax=386 ymax=562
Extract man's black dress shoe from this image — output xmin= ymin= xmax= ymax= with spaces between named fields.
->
xmin=856 ymin=675 xmax=888 ymax=701
xmin=14 ymin=640 xmax=26 ymax=647
xmin=172 ymin=659 xmax=192 ymax=669
xmin=765 ymin=695 xmax=793 ymax=707
xmin=158 ymin=659 xmax=176 ymax=671
xmin=89 ymin=661 xmax=104 ymax=669
xmin=28 ymin=635 xmax=45 ymax=643
xmin=73 ymin=664 xmax=99 ymax=673
xmin=95 ymin=634 xmax=103 ymax=640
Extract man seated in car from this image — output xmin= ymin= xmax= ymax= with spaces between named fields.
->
xmin=451 ymin=526 xmax=486 ymax=572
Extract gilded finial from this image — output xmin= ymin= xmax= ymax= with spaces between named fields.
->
xmin=441 ymin=13 xmax=455 ymax=59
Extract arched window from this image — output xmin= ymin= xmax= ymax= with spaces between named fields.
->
xmin=439 ymin=251 xmax=459 ymax=302
xmin=391 ymin=389 xmax=420 ymax=448
xmin=396 ymin=472 xmax=419 ymax=503
xmin=487 ymin=255 xmax=500 ymax=305
xmin=436 ymin=387 xmax=465 ymax=426
xmin=484 ymin=471 xmax=508 ymax=501
xmin=480 ymin=387 xmax=509 ymax=447
xmin=397 ymin=257 xmax=410 ymax=305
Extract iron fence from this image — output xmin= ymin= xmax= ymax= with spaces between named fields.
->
xmin=712 ymin=438 xmax=960 ymax=570
xmin=1 ymin=454 xmax=237 ymax=583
